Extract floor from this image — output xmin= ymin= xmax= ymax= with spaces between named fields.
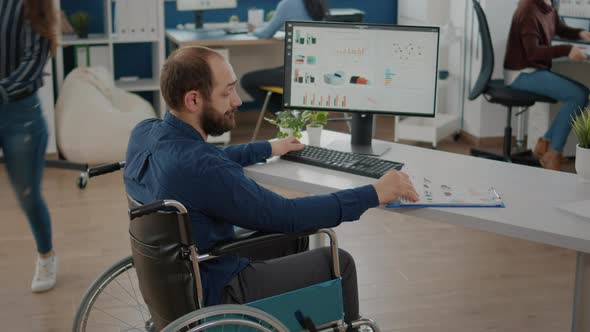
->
xmin=0 ymin=110 xmax=577 ymax=331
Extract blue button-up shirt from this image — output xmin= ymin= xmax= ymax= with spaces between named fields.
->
xmin=124 ymin=112 xmax=379 ymax=305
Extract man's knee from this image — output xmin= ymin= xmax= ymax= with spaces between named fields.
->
xmin=319 ymin=247 xmax=356 ymax=276
xmin=338 ymin=248 xmax=356 ymax=275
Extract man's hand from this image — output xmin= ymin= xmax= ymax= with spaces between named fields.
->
xmin=568 ymin=46 xmax=588 ymax=62
xmin=270 ymin=137 xmax=305 ymax=157
xmin=247 ymin=23 xmax=256 ymax=32
xmin=579 ymin=30 xmax=590 ymax=41
xmin=373 ymin=170 xmax=419 ymax=205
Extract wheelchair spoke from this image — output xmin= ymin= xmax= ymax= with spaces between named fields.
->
xmin=98 ymin=286 xmax=149 ymax=316
xmin=121 ymin=268 xmax=149 ymax=322
xmin=82 ymin=310 xmax=143 ymax=330
xmin=81 ymin=263 xmax=152 ymax=332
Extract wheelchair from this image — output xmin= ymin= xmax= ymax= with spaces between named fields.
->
xmin=73 ymin=162 xmax=381 ymax=332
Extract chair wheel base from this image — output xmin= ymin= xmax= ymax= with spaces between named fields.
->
xmin=470 ymin=148 xmax=541 ymax=167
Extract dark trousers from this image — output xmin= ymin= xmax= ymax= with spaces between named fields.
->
xmin=0 ymin=94 xmax=52 ymax=254
xmin=222 ymin=247 xmax=360 ymax=324
xmin=240 ymin=66 xmax=285 ymax=113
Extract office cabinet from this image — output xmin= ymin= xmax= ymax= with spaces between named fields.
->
xmin=53 ymin=0 xmax=166 ymax=116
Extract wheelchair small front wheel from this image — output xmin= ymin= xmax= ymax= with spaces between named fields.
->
xmin=73 ymin=256 xmax=151 ymax=332
xmin=161 ymin=304 xmax=289 ymax=332
xmin=77 ymin=172 xmax=88 ymax=189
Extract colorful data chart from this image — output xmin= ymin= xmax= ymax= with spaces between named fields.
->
xmin=384 ymin=67 xmax=395 ymax=86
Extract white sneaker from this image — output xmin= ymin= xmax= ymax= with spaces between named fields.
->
xmin=31 ymin=255 xmax=57 ymax=293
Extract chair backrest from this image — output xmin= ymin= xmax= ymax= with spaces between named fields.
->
xmin=127 ymin=196 xmax=198 ymax=331
xmin=469 ymin=0 xmax=495 ymax=100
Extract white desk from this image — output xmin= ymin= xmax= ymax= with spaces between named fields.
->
xmin=245 ymin=130 xmax=590 ymax=332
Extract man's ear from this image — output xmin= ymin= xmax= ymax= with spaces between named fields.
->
xmin=183 ymin=90 xmax=202 ymax=113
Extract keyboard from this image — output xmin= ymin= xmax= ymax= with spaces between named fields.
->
xmin=281 ymin=145 xmax=404 ymax=179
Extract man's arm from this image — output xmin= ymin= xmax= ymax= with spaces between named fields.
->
xmin=196 ymin=163 xmax=379 ymax=233
xmin=0 ymin=24 xmax=50 ymax=104
xmin=222 ymin=137 xmax=304 ymax=166
xmin=222 ymin=141 xmax=272 ymax=166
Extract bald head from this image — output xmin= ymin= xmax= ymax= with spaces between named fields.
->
xmin=160 ymin=46 xmax=225 ymax=111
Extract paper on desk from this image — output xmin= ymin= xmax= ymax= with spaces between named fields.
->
xmin=386 ymin=171 xmax=504 ymax=208
xmin=556 ymin=200 xmax=590 ymax=221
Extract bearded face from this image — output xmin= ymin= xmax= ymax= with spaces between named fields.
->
xmin=200 ymin=98 xmax=237 ymax=137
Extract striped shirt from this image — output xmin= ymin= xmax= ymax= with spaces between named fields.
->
xmin=0 ymin=0 xmax=51 ymax=104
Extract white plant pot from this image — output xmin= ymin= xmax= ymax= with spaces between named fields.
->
xmin=306 ymin=125 xmax=323 ymax=146
xmin=576 ymin=144 xmax=590 ymax=181
xmin=279 ymin=127 xmax=295 ymax=137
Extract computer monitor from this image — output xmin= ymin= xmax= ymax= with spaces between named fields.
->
xmin=176 ymin=0 xmax=238 ymax=29
xmin=284 ymin=21 xmax=440 ymax=155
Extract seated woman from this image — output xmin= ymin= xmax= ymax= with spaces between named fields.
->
xmin=240 ymin=0 xmax=329 ymax=113
xmin=504 ymin=0 xmax=590 ymax=170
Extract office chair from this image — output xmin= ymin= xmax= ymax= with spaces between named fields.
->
xmin=469 ymin=0 xmax=556 ymax=165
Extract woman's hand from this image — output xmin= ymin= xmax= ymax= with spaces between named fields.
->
xmin=579 ymin=30 xmax=590 ymax=41
xmin=569 ymin=46 xmax=588 ymax=62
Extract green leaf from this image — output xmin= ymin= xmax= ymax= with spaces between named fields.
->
xmin=572 ymin=107 xmax=590 ymax=149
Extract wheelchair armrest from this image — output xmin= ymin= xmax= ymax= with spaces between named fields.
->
xmin=210 ymin=230 xmax=317 ymax=257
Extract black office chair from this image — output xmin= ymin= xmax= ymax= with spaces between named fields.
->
xmin=469 ymin=0 xmax=557 ymax=165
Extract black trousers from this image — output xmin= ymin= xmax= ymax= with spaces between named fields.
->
xmin=240 ymin=66 xmax=285 ymax=113
xmin=222 ymin=247 xmax=360 ymax=324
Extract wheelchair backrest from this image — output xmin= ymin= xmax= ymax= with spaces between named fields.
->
xmin=127 ymin=196 xmax=198 ymax=331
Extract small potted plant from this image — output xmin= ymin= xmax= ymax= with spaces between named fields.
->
xmin=70 ymin=11 xmax=90 ymax=39
xmin=265 ymin=110 xmax=308 ymax=139
xmin=572 ymin=107 xmax=590 ymax=181
xmin=303 ymin=111 xmax=328 ymax=146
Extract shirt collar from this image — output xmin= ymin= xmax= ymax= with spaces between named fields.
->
xmin=164 ymin=112 xmax=205 ymax=142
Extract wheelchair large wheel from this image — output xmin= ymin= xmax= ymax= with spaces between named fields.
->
xmin=161 ymin=304 xmax=289 ymax=332
xmin=73 ymin=256 xmax=153 ymax=332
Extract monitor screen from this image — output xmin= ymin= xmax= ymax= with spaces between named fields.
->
xmin=284 ymin=21 xmax=440 ymax=118
xmin=176 ymin=0 xmax=237 ymax=11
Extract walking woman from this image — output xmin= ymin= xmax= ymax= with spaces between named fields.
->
xmin=0 ymin=0 xmax=58 ymax=292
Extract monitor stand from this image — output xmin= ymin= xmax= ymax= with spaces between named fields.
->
xmin=326 ymin=113 xmax=390 ymax=156
xmin=187 ymin=11 xmax=226 ymax=38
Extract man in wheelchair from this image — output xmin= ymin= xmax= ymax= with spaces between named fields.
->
xmin=124 ymin=46 xmax=418 ymax=330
